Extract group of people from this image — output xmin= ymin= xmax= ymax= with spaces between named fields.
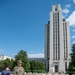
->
xmin=1 ymin=60 xmax=25 ymax=75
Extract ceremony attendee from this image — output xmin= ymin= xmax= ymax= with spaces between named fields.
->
xmin=13 ymin=60 xmax=25 ymax=75
xmin=1 ymin=65 xmax=11 ymax=75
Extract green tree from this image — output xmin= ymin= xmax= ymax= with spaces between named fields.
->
xmin=30 ymin=60 xmax=46 ymax=73
xmin=68 ymin=43 xmax=75 ymax=74
xmin=4 ymin=58 xmax=15 ymax=70
xmin=15 ymin=50 xmax=30 ymax=72
xmin=0 ymin=60 xmax=4 ymax=71
xmin=10 ymin=59 xmax=15 ymax=70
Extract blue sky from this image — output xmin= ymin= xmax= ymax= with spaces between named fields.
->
xmin=0 ymin=0 xmax=75 ymax=58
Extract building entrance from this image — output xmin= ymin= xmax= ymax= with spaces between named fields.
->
xmin=55 ymin=65 xmax=58 ymax=72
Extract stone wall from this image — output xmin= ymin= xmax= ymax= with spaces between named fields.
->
xmin=24 ymin=73 xmax=67 ymax=75
xmin=0 ymin=72 xmax=69 ymax=75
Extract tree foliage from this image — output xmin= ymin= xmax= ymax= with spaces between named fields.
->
xmin=68 ymin=43 xmax=75 ymax=74
xmin=0 ymin=60 xmax=4 ymax=71
xmin=0 ymin=58 xmax=14 ymax=71
xmin=4 ymin=58 xmax=14 ymax=70
xmin=30 ymin=60 xmax=46 ymax=73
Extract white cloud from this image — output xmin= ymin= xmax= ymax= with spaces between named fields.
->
xmin=62 ymin=9 xmax=69 ymax=14
xmin=72 ymin=29 xmax=75 ymax=32
xmin=67 ymin=0 xmax=75 ymax=4
xmin=62 ymin=9 xmax=69 ymax=18
xmin=72 ymin=41 xmax=75 ymax=44
xmin=67 ymin=11 xmax=75 ymax=26
xmin=65 ymin=4 xmax=71 ymax=8
xmin=13 ymin=53 xmax=16 ymax=56
xmin=73 ymin=0 xmax=75 ymax=4
xmin=30 ymin=50 xmax=35 ymax=53
xmin=62 ymin=14 xmax=67 ymax=18
xmin=72 ymin=36 xmax=75 ymax=39
xmin=28 ymin=53 xmax=44 ymax=58
xmin=0 ymin=49 xmax=4 ymax=52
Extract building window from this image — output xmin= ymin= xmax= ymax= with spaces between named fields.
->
xmin=65 ymin=62 xmax=67 ymax=71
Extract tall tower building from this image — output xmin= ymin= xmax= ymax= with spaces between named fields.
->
xmin=45 ymin=21 xmax=50 ymax=72
xmin=45 ymin=4 xmax=70 ymax=73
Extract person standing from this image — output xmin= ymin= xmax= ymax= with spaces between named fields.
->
xmin=1 ymin=65 xmax=11 ymax=75
xmin=12 ymin=60 xmax=25 ymax=75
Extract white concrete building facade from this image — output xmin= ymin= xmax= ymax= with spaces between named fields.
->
xmin=0 ymin=55 xmax=14 ymax=60
xmin=45 ymin=4 xmax=70 ymax=73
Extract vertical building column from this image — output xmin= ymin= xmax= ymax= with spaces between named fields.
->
xmin=66 ymin=21 xmax=70 ymax=68
xmin=49 ymin=12 xmax=53 ymax=72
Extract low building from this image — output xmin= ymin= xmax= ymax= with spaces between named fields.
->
xmin=0 ymin=55 xmax=14 ymax=60
xmin=29 ymin=58 xmax=46 ymax=65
